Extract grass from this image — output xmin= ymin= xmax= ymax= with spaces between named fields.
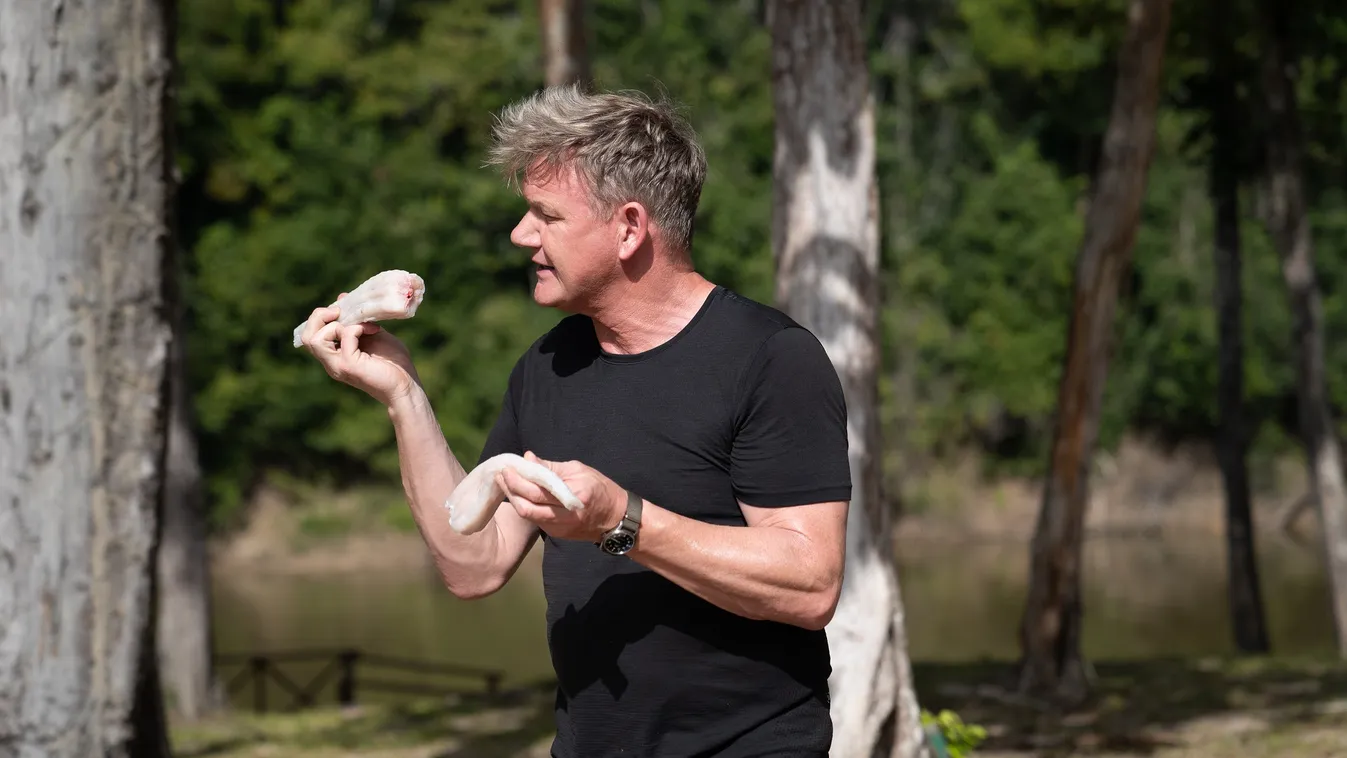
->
xmin=170 ymin=657 xmax=1347 ymax=757
xmin=170 ymin=684 xmax=557 ymax=758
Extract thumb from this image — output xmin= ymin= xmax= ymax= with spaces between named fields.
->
xmin=523 ymin=450 xmax=557 ymax=471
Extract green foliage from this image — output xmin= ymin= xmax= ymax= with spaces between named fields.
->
xmin=921 ymin=708 xmax=989 ymax=757
xmin=175 ymin=0 xmax=1347 ymax=527
xmin=381 ymin=505 xmax=420 ymax=534
xmin=297 ymin=512 xmax=353 ymax=539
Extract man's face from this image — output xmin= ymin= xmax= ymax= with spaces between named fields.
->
xmin=509 ymin=164 xmax=619 ymax=312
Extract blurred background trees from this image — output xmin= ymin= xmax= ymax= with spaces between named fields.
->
xmin=164 ymin=0 xmax=1347 ymax=713
xmin=10 ymin=0 xmax=1347 ymax=751
xmin=172 ymin=0 xmax=1347 ymax=535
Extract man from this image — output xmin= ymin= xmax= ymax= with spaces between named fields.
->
xmin=299 ymin=85 xmax=850 ymax=757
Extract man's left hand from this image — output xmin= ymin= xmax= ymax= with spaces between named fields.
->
xmin=496 ymin=452 xmax=627 ymax=542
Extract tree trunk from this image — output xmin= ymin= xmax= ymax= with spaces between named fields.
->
xmin=880 ymin=1 xmax=920 ymax=516
xmin=157 ymin=295 xmax=221 ymax=719
xmin=1209 ymin=7 xmax=1271 ymax=655
xmin=1017 ymin=0 xmax=1172 ymax=703
xmin=1259 ymin=0 xmax=1347 ymax=657
xmin=539 ymin=0 xmax=589 ymax=88
xmin=0 ymin=1 xmax=176 ymax=756
xmin=768 ymin=2 xmax=926 ymax=756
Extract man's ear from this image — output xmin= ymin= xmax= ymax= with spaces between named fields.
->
xmin=615 ymin=201 xmax=650 ymax=262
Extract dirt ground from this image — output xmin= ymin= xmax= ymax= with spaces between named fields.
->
xmin=170 ymin=657 xmax=1347 ymax=758
xmin=917 ymin=657 xmax=1347 ymax=757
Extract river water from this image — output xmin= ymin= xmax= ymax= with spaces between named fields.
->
xmin=211 ymin=530 xmax=1335 ymax=709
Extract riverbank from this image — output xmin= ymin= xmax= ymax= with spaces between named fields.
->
xmin=210 ymin=435 xmax=1323 ymax=577
xmin=170 ymin=657 xmax=1347 ymax=758
xmin=197 ymin=439 xmax=1343 ymax=755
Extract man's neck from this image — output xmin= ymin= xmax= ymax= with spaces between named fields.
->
xmin=590 ymin=269 xmax=717 ymax=356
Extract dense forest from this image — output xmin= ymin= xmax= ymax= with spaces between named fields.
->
xmin=175 ymin=0 xmax=1347 ymax=528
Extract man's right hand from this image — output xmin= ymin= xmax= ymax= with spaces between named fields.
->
xmin=298 ymin=293 xmax=420 ymax=406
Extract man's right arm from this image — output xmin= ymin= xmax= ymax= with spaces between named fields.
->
xmin=386 ymin=385 xmax=540 ymax=598
xmin=298 ymin=301 xmax=536 ymax=598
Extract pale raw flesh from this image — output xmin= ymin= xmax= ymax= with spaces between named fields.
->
xmin=445 ymin=453 xmax=585 ymax=535
xmin=293 ymin=269 xmax=426 ymax=347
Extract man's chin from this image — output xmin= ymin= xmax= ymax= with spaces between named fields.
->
xmin=531 ymin=282 xmax=566 ymax=309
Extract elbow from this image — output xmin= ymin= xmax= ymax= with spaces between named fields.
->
xmin=799 ymin=591 xmax=840 ymax=631
xmin=446 ymin=583 xmax=493 ymax=600
xmin=445 ymin=579 xmax=500 ymax=600
xmin=796 ymin=570 xmax=843 ymax=631
xmin=442 ymin=571 xmax=506 ymax=601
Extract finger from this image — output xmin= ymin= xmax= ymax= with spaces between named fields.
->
xmin=503 ymin=490 xmax=556 ymax=524
xmin=302 ymin=305 xmax=341 ymax=346
xmin=336 ymin=291 xmax=349 ymax=301
xmin=523 ymin=450 xmax=562 ymax=473
xmin=500 ymin=467 xmax=556 ymax=505
xmin=309 ymin=319 xmax=342 ymax=353
xmin=339 ymin=323 xmax=365 ymax=360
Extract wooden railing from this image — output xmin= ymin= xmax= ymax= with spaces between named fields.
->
xmin=214 ymin=648 xmax=506 ymax=713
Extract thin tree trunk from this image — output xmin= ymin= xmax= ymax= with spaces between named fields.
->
xmin=1017 ymin=0 xmax=1173 ymax=702
xmin=157 ymin=299 xmax=221 ymax=719
xmin=1259 ymin=0 xmax=1347 ymax=657
xmin=769 ymin=2 xmax=926 ymax=756
xmin=879 ymin=2 xmax=919 ymax=515
xmin=1209 ymin=6 xmax=1271 ymax=654
xmin=539 ymin=0 xmax=589 ymax=88
xmin=0 ymin=1 xmax=177 ymax=755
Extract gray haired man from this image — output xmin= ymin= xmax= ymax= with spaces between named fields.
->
xmin=299 ymin=86 xmax=851 ymax=757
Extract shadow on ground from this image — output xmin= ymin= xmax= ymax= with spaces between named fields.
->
xmin=913 ymin=657 xmax=1347 ymax=756
xmin=174 ymin=680 xmax=558 ymax=758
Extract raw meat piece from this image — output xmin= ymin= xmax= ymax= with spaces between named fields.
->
xmin=444 ymin=453 xmax=584 ymax=535
xmin=293 ymin=269 xmax=426 ymax=347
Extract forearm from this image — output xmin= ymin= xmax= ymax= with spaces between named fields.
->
xmin=627 ymin=503 xmax=841 ymax=630
xmin=386 ymin=386 xmax=513 ymax=597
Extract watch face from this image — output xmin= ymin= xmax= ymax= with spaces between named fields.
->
xmin=602 ymin=532 xmax=636 ymax=555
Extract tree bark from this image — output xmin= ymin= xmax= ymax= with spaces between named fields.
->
xmin=539 ymin=0 xmax=589 ymax=88
xmin=1209 ymin=5 xmax=1271 ymax=655
xmin=157 ymin=292 xmax=221 ymax=719
xmin=1259 ymin=0 xmax=1347 ymax=657
xmin=1017 ymin=0 xmax=1172 ymax=702
xmin=768 ymin=2 xmax=926 ymax=756
xmin=0 ymin=1 xmax=176 ymax=755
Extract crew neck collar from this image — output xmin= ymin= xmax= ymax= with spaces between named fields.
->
xmin=596 ymin=285 xmax=723 ymax=364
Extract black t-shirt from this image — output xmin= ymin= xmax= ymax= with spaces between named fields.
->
xmin=477 ymin=285 xmax=852 ymax=757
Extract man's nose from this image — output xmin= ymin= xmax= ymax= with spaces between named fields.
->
xmin=510 ymin=216 xmax=538 ymax=248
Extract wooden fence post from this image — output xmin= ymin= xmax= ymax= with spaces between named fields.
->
xmin=337 ymin=649 xmax=360 ymax=707
xmin=251 ymin=656 xmax=267 ymax=713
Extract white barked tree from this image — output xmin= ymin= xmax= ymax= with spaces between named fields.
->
xmin=768 ymin=1 xmax=927 ymax=756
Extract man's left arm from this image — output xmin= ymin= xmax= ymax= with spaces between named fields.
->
xmin=625 ymin=497 xmax=848 ymax=630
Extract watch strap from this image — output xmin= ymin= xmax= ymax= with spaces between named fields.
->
xmin=597 ymin=488 xmax=642 ymax=554
xmin=622 ymin=488 xmax=643 ymax=528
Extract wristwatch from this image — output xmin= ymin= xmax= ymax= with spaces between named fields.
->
xmin=598 ymin=488 xmax=643 ymax=555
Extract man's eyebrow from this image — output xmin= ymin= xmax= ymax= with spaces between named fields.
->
xmin=529 ymin=200 xmax=559 ymax=216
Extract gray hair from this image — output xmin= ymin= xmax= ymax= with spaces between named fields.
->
xmin=487 ymin=85 xmax=708 ymax=253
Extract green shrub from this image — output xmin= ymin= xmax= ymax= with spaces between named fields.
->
xmin=921 ymin=709 xmax=988 ymax=758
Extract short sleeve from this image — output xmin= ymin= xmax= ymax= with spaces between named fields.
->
xmin=476 ymin=359 xmax=525 ymax=465
xmin=730 ymin=327 xmax=852 ymax=507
